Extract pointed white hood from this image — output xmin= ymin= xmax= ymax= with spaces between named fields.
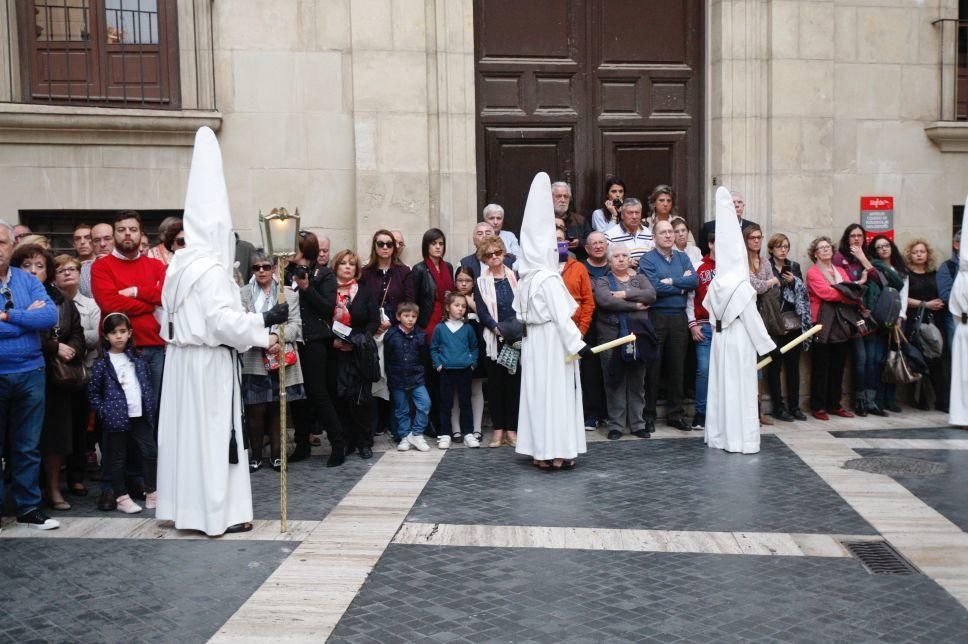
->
xmin=161 ymin=127 xmax=235 ymax=333
xmin=703 ymin=186 xmax=755 ymax=327
xmin=517 ymin=172 xmax=558 ymax=276
xmin=950 ymin=193 xmax=968 ymax=319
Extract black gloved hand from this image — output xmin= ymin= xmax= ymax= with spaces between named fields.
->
xmin=262 ymin=302 xmax=289 ymax=327
xmin=578 ymin=344 xmax=594 ymax=358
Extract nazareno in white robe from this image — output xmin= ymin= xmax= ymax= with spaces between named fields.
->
xmin=155 ymin=264 xmax=268 ymax=535
xmin=949 ymin=200 xmax=968 ymax=426
xmin=704 ymin=298 xmax=776 ymax=454
xmin=514 ymin=270 xmax=587 ymax=461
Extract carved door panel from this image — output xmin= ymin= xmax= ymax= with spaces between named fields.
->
xmin=475 ymin=0 xmax=704 ymax=234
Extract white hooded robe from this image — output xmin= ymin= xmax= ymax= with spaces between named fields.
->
xmin=949 ymin=199 xmax=968 ymax=426
xmin=514 ymin=173 xmax=588 ymax=461
xmin=155 ymin=127 xmax=270 ymax=536
xmin=703 ymin=187 xmax=776 ymax=454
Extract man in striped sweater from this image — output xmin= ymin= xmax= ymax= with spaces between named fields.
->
xmin=604 ymin=198 xmax=654 ymax=269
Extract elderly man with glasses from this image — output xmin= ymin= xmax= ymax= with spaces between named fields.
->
xmin=0 ymin=219 xmax=60 ymax=531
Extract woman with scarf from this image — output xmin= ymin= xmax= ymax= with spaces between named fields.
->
xmin=474 ymin=236 xmax=521 ymax=449
xmin=767 ymin=233 xmax=812 ymax=421
xmin=592 ymin=246 xmax=656 ymax=440
xmin=330 ymin=250 xmax=380 ymax=459
xmin=240 ymin=251 xmax=305 ymax=472
xmin=865 ymin=235 xmax=909 ymax=413
xmin=411 ymin=228 xmax=454 ymax=439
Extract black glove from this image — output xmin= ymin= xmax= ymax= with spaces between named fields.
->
xmin=262 ymin=302 xmax=288 ymax=327
xmin=578 ymin=344 xmax=594 ymax=358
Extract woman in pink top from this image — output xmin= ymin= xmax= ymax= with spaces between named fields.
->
xmin=805 ymin=236 xmax=855 ymax=420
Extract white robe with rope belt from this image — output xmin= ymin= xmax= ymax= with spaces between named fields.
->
xmin=155 ymin=264 xmax=268 ymax=536
xmin=514 ymin=270 xmax=587 ymax=461
xmin=705 ymin=298 xmax=776 ymax=454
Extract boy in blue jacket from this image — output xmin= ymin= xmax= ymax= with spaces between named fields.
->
xmin=383 ymin=302 xmax=432 ymax=452
xmin=431 ymin=292 xmax=479 ymax=449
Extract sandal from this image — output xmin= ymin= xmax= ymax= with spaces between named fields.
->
xmin=533 ymin=460 xmax=551 ymax=470
xmin=224 ymin=522 xmax=254 ymax=534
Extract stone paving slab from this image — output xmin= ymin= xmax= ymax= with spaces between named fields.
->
xmin=408 ymin=436 xmax=876 ymax=535
xmin=330 ymin=544 xmax=968 ymax=643
xmin=854 ymin=448 xmax=968 ymax=533
xmin=831 ymin=428 xmax=968 ymax=440
xmin=0 ymin=538 xmax=293 ymax=644
xmin=4 ymin=453 xmax=380 ymax=522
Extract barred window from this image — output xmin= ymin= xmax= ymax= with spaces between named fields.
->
xmin=19 ymin=0 xmax=179 ymax=107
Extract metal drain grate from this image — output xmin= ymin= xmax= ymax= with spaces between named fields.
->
xmin=843 ymin=540 xmax=920 ymax=575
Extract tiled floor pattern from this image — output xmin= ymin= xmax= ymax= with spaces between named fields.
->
xmin=329 ymin=545 xmax=968 ymax=644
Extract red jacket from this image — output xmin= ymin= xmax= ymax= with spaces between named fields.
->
xmin=561 ymin=258 xmax=594 ymax=336
xmin=805 ymin=264 xmax=852 ymax=322
xmin=91 ymin=253 xmax=167 ymax=347
xmin=690 ymin=255 xmax=716 ymax=327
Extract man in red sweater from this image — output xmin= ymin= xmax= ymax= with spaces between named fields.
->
xmin=686 ymin=234 xmax=716 ymax=429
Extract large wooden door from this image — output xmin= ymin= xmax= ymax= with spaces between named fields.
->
xmin=474 ymin=0 xmax=704 ymax=234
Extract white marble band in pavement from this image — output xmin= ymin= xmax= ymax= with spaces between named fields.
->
xmin=776 ymin=426 xmax=968 ymax=610
xmin=210 ymin=449 xmax=445 ymax=643
xmin=837 ymin=438 xmax=968 ymax=450
xmin=394 ymin=522 xmax=877 ymax=558
xmin=0 ymin=517 xmax=317 ymax=541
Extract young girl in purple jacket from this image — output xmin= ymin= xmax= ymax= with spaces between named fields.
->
xmin=87 ymin=313 xmax=157 ymax=514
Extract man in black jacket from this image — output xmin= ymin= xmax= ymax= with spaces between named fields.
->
xmin=697 ymin=190 xmax=757 ymax=256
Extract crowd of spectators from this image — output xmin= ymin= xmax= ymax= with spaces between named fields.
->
xmin=0 ymin=182 xmax=961 ymax=531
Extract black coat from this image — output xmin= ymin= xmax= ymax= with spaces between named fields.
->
xmin=293 ymin=263 xmax=337 ymax=342
xmin=332 ymin=284 xmax=381 ymax=402
xmin=411 ymin=259 xmax=454 ymax=329
xmin=698 ymin=217 xmax=758 ymax=257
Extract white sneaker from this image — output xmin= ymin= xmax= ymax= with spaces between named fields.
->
xmin=409 ymin=434 xmax=431 ymax=452
xmin=437 ymin=435 xmax=452 ymax=450
xmin=116 ymin=494 xmax=142 ymax=514
xmin=463 ymin=433 xmax=480 ymax=448
xmin=396 ymin=436 xmax=411 ymax=451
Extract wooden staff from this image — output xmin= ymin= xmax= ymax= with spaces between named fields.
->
xmin=276 ymin=258 xmax=289 ymax=533
xmin=565 ymin=332 xmax=636 ymax=363
xmin=756 ymin=324 xmax=823 ymax=369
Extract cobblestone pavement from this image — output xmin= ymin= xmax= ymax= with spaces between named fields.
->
xmin=831 ymin=428 xmax=968 ymax=440
xmin=330 ymin=544 xmax=968 ymax=644
xmin=0 ymin=538 xmax=290 ymax=643
xmin=854 ymin=448 xmax=968 ymax=532
xmin=408 ymin=436 xmax=876 ymax=534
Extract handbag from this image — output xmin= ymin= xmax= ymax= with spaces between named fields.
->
xmin=871 ymin=286 xmax=902 ymax=327
xmin=883 ymin=326 xmax=921 ymax=384
xmin=263 ymin=342 xmax=298 ymax=371
xmin=780 ymin=311 xmax=801 ymax=334
xmin=909 ymin=304 xmax=943 ymax=360
xmin=757 ymin=286 xmax=786 ymax=337
xmin=48 ymin=325 xmax=89 ymax=389
xmin=495 ymin=340 xmax=520 ymax=375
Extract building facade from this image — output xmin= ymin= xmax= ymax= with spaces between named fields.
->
xmin=0 ymin=0 xmax=963 ymax=264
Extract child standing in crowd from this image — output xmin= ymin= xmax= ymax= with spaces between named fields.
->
xmin=431 ymin=292 xmax=480 ymax=448
xmin=384 ymin=302 xmax=432 ymax=452
xmin=87 ymin=313 xmax=157 ymax=514
xmin=453 ymin=267 xmax=486 ymax=443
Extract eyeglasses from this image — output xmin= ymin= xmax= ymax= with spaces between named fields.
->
xmin=55 ymin=267 xmax=79 ymax=275
xmin=747 ymin=235 xmax=763 ymax=241
xmin=375 ymin=240 xmax=394 ymax=249
xmin=775 ymin=244 xmax=790 ymax=250
xmin=173 ymin=237 xmax=186 ymax=247
xmin=815 ymin=244 xmax=832 ymax=251
xmin=252 ymin=264 xmax=273 ymax=272
xmin=874 ymin=244 xmax=890 ymax=250
xmin=485 ymin=251 xmax=504 ymax=258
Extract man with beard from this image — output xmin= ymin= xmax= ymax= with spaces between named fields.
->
xmin=90 ymin=211 xmax=167 ymax=411
xmin=552 ymin=181 xmax=592 ymax=262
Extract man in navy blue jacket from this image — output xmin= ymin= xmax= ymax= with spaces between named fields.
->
xmin=639 ymin=219 xmax=699 ymax=432
xmin=0 ymin=220 xmax=59 ymax=531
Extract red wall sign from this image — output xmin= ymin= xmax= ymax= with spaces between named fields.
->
xmin=860 ymin=196 xmax=894 ymax=243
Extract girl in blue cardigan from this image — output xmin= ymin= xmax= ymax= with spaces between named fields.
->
xmin=87 ymin=313 xmax=157 ymax=514
xmin=431 ymin=292 xmax=479 ymax=448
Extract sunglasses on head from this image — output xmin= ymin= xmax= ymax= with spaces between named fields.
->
xmin=375 ymin=240 xmax=394 ymax=249
xmin=252 ymin=263 xmax=273 ymax=272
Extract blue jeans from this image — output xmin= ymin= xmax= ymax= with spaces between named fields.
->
xmin=391 ymin=386 xmax=430 ymax=438
xmin=694 ymin=324 xmax=712 ymax=414
xmin=140 ymin=345 xmax=165 ymax=425
xmin=0 ymin=367 xmax=46 ymax=515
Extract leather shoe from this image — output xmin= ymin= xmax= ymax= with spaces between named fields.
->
xmin=885 ymin=402 xmax=902 ymax=413
xmin=867 ymin=404 xmax=888 ymax=417
xmin=831 ymin=408 xmax=855 ymax=418
xmin=667 ymin=417 xmax=691 ymax=431
xmin=359 ymin=446 xmax=373 ymax=459
xmin=289 ymin=442 xmax=311 ymax=463
xmin=326 ymin=446 xmax=345 ymax=468
xmin=854 ymin=402 xmax=867 ymax=417
xmin=772 ymin=408 xmax=795 ymax=422
xmin=630 ymin=429 xmax=651 ymax=439
xmin=812 ymin=410 xmax=830 ymax=421
xmin=645 ymin=421 xmax=656 ymax=434
xmin=790 ymin=408 xmax=807 ymax=421
xmin=97 ymin=490 xmax=117 ymax=511
xmin=607 ymin=429 xmax=622 ymax=440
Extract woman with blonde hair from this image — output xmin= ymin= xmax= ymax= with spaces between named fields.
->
xmin=904 ymin=238 xmax=948 ymax=412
